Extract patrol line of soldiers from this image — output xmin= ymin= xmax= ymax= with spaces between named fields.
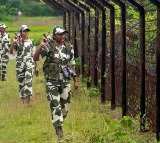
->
xmin=1 ymin=23 xmax=79 ymax=140
xmin=0 ymin=23 xmax=11 ymax=81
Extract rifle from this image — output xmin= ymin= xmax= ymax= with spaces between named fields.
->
xmin=14 ymin=32 xmax=21 ymax=40
xmin=42 ymin=33 xmax=51 ymax=53
xmin=14 ymin=32 xmax=21 ymax=48
xmin=43 ymin=33 xmax=52 ymax=42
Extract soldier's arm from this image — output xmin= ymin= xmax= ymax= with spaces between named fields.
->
xmin=33 ymin=43 xmax=43 ymax=62
xmin=10 ymin=36 xmax=19 ymax=54
xmin=34 ymin=61 xmax=39 ymax=77
xmin=10 ymin=42 xmax=15 ymax=54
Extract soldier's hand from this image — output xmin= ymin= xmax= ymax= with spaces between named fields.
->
xmin=35 ymin=70 xmax=39 ymax=77
xmin=13 ymin=37 xmax=20 ymax=46
xmin=35 ymin=65 xmax=39 ymax=77
xmin=39 ymin=41 xmax=46 ymax=49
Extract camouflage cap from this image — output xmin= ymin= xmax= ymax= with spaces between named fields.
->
xmin=20 ymin=25 xmax=30 ymax=32
xmin=0 ymin=23 xmax=8 ymax=28
xmin=53 ymin=26 xmax=68 ymax=35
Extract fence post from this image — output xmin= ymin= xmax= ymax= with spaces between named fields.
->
xmin=112 ymin=0 xmax=127 ymax=116
xmin=156 ymin=7 xmax=160 ymax=141
xmin=127 ymin=0 xmax=146 ymax=132
xmin=72 ymin=0 xmax=92 ymax=87
xmin=84 ymin=1 xmax=98 ymax=87
xmin=99 ymin=0 xmax=116 ymax=109
xmin=65 ymin=1 xmax=85 ymax=77
xmin=89 ymin=0 xmax=107 ymax=103
xmin=149 ymin=0 xmax=160 ymax=141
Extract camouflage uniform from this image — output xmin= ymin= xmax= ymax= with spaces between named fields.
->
xmin=0 ymin=37 xmax=2 ymax=79
xmin=0 ymin=32 xmax=11 ymax=80
xmin=41 ymin=40 xmax=75 ymax=128
xmin=14 ymin=38 xmax=35 ymax=97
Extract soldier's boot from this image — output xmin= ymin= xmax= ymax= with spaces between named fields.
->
xmin=2 ymin=75 xmax=6 ymax=81
xmin=55 ymin=126 xmax=63 ymax=140
xmin=25 ymin=96 xmax=30 ymax=103
xmin=21 ymin=97 xmax=25 ymax=104
xmin=26 ymin=96 xmax=31 ymax=107
xmin=21 ymin=96 xmax=31 ymax=107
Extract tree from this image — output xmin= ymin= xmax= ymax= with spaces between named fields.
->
xmin=0 ymin=0 xmax=7 ymax=5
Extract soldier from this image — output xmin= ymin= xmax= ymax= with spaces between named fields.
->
xmin=10 ymin=25 xmax=37 ymax=106
xmin=33 ymin=26 xmax=78 ymax=140
xmin=0 ymin=23 xmax=11 ymax=81
xmin=0 ymin=24 xmax=2 ymax=80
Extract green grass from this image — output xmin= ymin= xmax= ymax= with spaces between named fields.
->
xmin=0 ymin=59 xmax=157 ymax=143
xmin=0 ymin=17 xmax=157 ymax=143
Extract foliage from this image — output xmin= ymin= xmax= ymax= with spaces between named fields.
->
xmin=87 ymin=86 xmax=100 ymax=97
xmin=0 ymin=0 xmax=60 ymax=18
xmin=75 ymin=57 xmax=81 ymax=71
xmin=20 ymin=3 xmax=59 ymax=17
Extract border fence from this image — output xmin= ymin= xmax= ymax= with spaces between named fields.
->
xmin=42 ymin=0 xmax=160 ymax=141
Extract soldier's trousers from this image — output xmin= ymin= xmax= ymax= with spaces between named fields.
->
xmin=16 ymin=61 xmax=34 ymax=97
xmin=0 ymin=54 xmax=1 ymax=78
xmin=46 ymin=81 xmax=71 ymax=128
xmin=0 ymin=54 xmax=9 ymax=79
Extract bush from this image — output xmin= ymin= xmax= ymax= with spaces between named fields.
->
xmin=0 ymin=0 xmax=60 ymax=17
xmin=0 ymin=14 xmax=15 ymax=22
xmin=7 ymin=0 xmax=22 ymax=9
xmin=21 ymin=5 xmax=59 ymax=17
xmin=0 ymin=14 xmax=7 ymax=21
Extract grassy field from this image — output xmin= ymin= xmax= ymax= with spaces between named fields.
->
xmin=0 ymin=17 xmax=157 ymax=143
xmin=0 ymin=58 xmax=157 ymax=143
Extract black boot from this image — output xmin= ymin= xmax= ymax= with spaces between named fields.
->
xmin=55 ymin=126 xmax=63 ymax=140
xmin=2 ymin=75 xmax=6 ymax=81
xmin=26 ymin=96 xmax=31 ymax=107
xmin=21 ymin=96 xmax=31 ymax=107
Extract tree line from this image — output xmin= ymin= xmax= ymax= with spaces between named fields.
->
xmin=0 ymin=0 xmax=60 ymax=21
